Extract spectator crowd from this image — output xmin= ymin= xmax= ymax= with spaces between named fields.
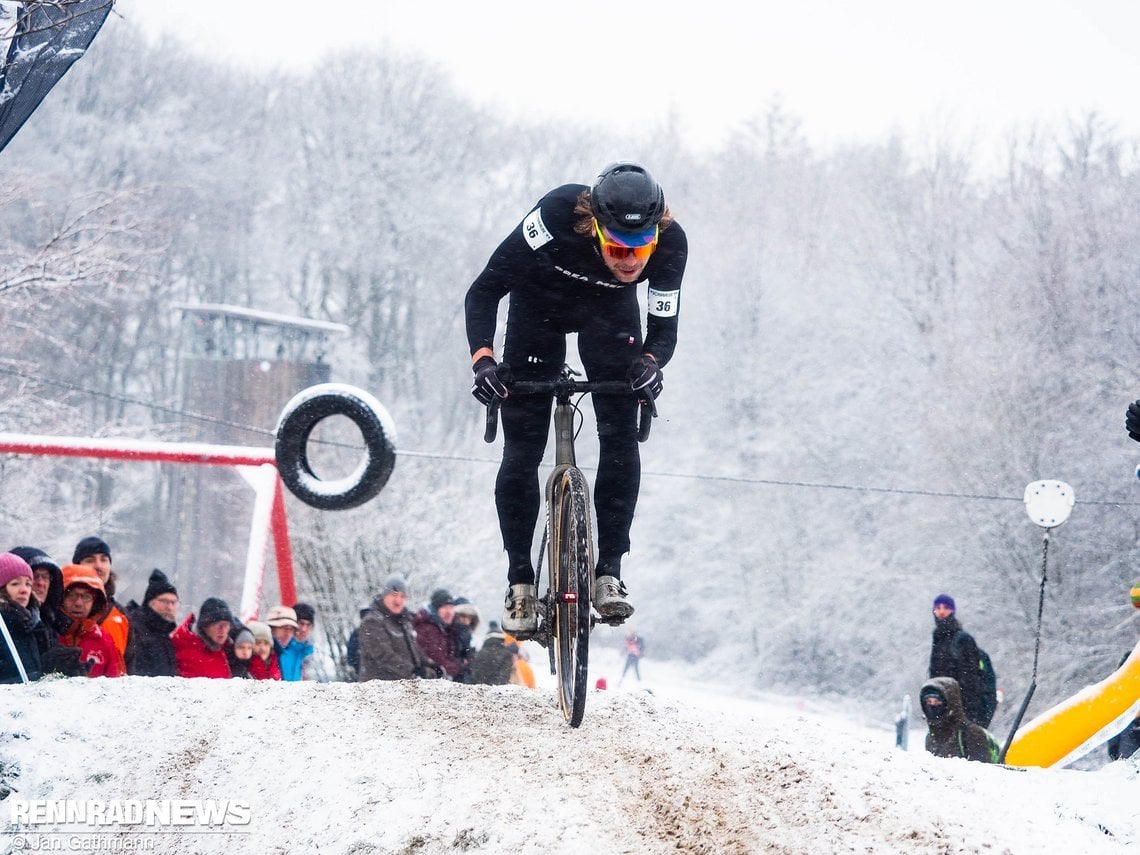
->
xmin=0 ymin=537 xmax=529 ymax=689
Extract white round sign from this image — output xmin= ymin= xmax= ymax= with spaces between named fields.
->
xmin=1023 ymin=480 xmax=1075 ymax=528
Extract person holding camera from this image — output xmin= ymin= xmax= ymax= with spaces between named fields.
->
xmin=356 ymin=574 xmax=443 ymax=682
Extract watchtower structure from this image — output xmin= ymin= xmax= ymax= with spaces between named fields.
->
xmin=172 ymin=303 xmax=349 ymax=607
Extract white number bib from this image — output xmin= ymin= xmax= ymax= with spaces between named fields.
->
xmin=647 ymin=287 xmax=679 ymax=317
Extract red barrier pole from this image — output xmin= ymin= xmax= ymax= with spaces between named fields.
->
xmin=271 ymin=475 xmax=297 ymax=605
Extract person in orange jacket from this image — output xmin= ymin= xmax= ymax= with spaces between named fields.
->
xmin=171 ymin=597 xmax=234 ymax=678
xmin=71 ymin=536 xmax=129 ymax=673
xmin=503 ymin=630 xmax=536 ymax=688
xmin=57 ymin=564 xmax=123 ymax=678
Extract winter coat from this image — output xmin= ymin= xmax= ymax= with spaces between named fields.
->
xmin=248 ymin=652 xmax=282 ymax=680
xmin=275 ymin=637 xmax=313 ymax=682
xmin=467 ymin=631 xmax=518 ymax=686
xmin=171 ymin=615 xmax=232 ymax=678
xmin=94 ymin=599 xmax=130 ymax=670
xmin=123 ymin=601 xmax=177 ymax=678
xmin=922 ymin=676 xmax=997 ymax=763
xmin=0 ymin=601 xmax=48 ymax=683
xmin=929 ymin=616 xmax=987 ymax=726
xmin=452 ymin=622 xmax=476 ymax=682
xmin=411 ymin=607 xmax=460 ymax=678
xmin=357 ymin=598 xmax=437 ymax=682
xmin=58 ymin=617 xmax=123 ymax=678
xmin=1107 ymin=651 xmax=1140 ymax=760
xmin=1107 ymin=717 xmax=1140 ymax=761
xmin=31 ymin=561 xmax=70 ymax=637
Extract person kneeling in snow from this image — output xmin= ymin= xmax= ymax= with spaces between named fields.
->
xmin=920 ymin=676 xmax=999 ymax=763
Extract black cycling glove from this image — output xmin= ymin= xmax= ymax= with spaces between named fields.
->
xmin=627 ymin=356 xmax=663 ymax=400
xmin=1127 ymin=399 xmax=1140 ymax=442
xmin=471 ymin=356 xmax=509 ymax=406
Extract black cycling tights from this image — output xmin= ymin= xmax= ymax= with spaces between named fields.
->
xmin=497 ymin=389 xmax=640 ymax=585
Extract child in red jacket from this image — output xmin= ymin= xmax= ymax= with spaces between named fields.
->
xmin=246 ymin=620 xmax=282 ymax=680
xmin=57 ymin=564 xmax=122 ymax=678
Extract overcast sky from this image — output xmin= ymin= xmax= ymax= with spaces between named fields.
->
xmin=117 ymin=1 xmax=1140 ymax=156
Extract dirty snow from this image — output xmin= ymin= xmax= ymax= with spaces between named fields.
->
xmin=0 ymin=648 xmax=1136 ymax=855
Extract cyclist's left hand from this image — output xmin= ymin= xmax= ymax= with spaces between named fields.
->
xmin=627 ymin=355 xmax=663 ymax=399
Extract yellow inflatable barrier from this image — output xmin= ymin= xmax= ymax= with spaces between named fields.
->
xmin=1005 ymin=640 xmax=1140 ymax=767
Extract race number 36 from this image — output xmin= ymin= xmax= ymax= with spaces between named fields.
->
xmin=647 ymin=287 xmax=679 ymax=317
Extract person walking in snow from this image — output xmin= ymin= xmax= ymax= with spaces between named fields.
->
xmin=357 ymin=575 xmax=440 ymax=682
xmin=465 ymin=161 xmax=687 ymax=635
xmin=928 ymin=594 xmax=991 ymax=726
xmin=920 ymin=677 xmax=999 ymax=763
xmin=619 ymin=628 xmax=645 ymax=685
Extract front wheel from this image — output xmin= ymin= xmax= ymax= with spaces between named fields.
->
xmin=550 ymin=467 xmax=593 ymax=727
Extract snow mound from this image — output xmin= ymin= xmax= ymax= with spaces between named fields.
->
xmin=0 ymin=675 xmax=1136 ymax=854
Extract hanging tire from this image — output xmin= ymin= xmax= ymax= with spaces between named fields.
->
xmin=274 ymin=383 xmax=397 ymax=511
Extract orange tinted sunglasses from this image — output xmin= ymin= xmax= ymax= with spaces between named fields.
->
xmin=595 ymin=220 xmax=658 ymax=261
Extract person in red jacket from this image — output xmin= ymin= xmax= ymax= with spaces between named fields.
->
xmin=57 ymin=564 xmax=122 ymax=678
xmin=171 ymin=597 xmax=234 ymax=678
xmin=246 ymin=620 xmax=282 ymax=680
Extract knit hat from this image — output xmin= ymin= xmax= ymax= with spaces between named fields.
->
xmin=1131 ymin=582 xmax=1140 ymax=609
xmin=265 ymin=604 xmax=298 ymax=628
xmin=61 ymin=563 xmax=108 ymax=615
xmin=197 ymin=597 xmax=234 ymax=629
xmin=380 ymin=574 xmax=407 ymax=597
xmin=8 ymin=546 xmax=60 ymax=574
xmin=453 ymin=597 xmax=480 ymax=629
xmin=142 ymin=569 xmax=178 ymax=606
xmin=0 ymin=553 xmax=33 ymax=588
xmin=246 ymin=620 xmax=272 ymax=644
xmin=932 ymin=594 xmax=956 ymax=612
xmin=430 ymin=588 xmax=455 ymax=610
xmin=293 ymin=602 xmax=315 ymax=623
xmin=72 ymin=536 xmax=112 ymax=565
xmin=233 ymin=627 xmax=255 ymax=647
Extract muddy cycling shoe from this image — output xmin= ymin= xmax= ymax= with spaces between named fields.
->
xmin=593 ymin=575 xmax=634 ymax=623
xmin=502 ymin=583 xmax=538 ymax=637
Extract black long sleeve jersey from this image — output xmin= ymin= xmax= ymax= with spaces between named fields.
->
xmin=464 ymin=183 xmax=688 ymax=367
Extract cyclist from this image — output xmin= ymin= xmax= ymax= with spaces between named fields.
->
xmin=465 ymin=161 xmax=688 ymax=635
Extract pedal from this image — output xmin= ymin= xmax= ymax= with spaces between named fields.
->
xmin=595 ymin=614 xmax=628 ymax=628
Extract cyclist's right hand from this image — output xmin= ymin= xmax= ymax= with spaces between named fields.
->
xmin=472 ymin=355 xmax=510 ymax=405
xmin=1128 ymin=399 xmax=1140 ymax=442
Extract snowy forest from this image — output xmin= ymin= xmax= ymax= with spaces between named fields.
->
xmin=1 ymin=17 xmax=1138 ymax=734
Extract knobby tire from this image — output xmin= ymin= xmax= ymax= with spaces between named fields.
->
xmin=551 ymin=467 xmax=592 ymax=727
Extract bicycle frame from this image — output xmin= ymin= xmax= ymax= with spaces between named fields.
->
xmin=483 ymin=364 xmax=654 ymax=726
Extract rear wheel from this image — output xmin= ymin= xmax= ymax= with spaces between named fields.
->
xmin=550 ymin=467 xmax=593 ymax=727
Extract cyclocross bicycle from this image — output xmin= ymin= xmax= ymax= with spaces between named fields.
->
xmin=485 ymin=364 xmax=655 ymax=727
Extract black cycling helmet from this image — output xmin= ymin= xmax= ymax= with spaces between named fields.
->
xmin=589 ymin=162 xmax=665 ymax=234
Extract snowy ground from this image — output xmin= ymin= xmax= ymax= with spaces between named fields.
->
xmin=0 ymin=647 xmax=1136 ymax=855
